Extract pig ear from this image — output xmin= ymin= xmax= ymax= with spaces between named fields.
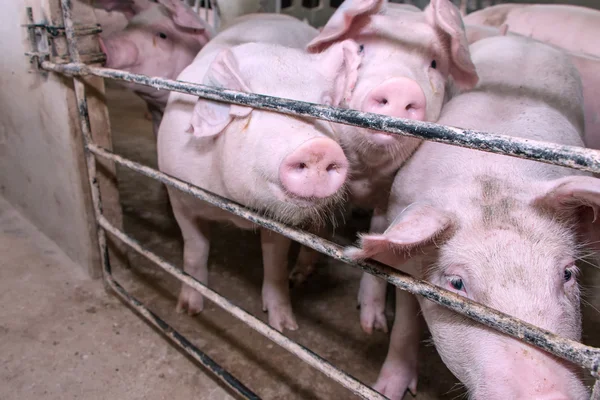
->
xmin=319 ymin=39 xmax=362 ymax=106
xmin=426 ymin=0 xmax=479 ymax=90
xmin=93 ymin=0 xmax=136 ymax=18
xmin=532 ymin=175 xmax=600 ymax=250
xmin=188 ymin=49 xmax=252 ymax=137
xmin=344 ymin=204 xmax=453 ymax=271
xmin=306 ymin=0 xmax=386 ymax=53
xmin=157 ymin=0 xmax=213 ymax=32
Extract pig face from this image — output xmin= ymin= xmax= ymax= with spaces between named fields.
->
xmin=97 ymin=0 xmax=213 ymax=104
xmin=187 ymin=41 xmax=362 ymax=226
xmin=307 ymin=0 xmax=478 ymax=152
xmin=347 ymin=174 xmax=599 ymax=398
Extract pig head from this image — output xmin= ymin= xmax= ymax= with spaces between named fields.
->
xmin=306 ymin=0 xmax=478 ymax=208
xmin=95 ymin=0 xmax=214 ymax=134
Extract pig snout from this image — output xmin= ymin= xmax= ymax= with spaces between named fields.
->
xmin=98 ymin=36 xmax=138 ymax=69
xmin=362 ymin=77 xmax=426 ymax=121
xmin=475 ymin=344 xmax=586 ymax=400
xmin=279 ymin=138 xmax=348 ymax=199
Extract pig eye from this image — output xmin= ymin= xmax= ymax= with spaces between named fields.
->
xmin=157 ymin=32 xmax=168 ymax=39
xmin=564 ymin=265 xmax=577 ymax=283
xmin=446 ymin=276 xmax=465 ymax=293
xmin=358 ymin=44 xmax=364 ymax=53
xmin=430 ymin=60 xmax=437 ymax=69
xmin=564 ymin=269 xmax=572 ymax=282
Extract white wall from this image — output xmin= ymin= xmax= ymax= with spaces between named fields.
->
xmin=0 ymin=0 xmax=124 ymax=277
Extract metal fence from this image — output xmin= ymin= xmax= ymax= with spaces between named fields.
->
xmin=24 ymin=0 xmax=600 ymax=398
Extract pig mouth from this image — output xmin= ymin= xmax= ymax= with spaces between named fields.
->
xmin=366 ymin=129 xmax=403 ymax=146
xmin=268 ymin=182 xmax=330 ymax=208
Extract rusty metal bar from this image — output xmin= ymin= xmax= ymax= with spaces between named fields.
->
xmin=38 ymin=60 xmax=600 ymax=175
xmin=98 ymin=214 xmax=386 ymax=400
xmin=103 ymin=262 xmax=261 ymax=400
xmin=87 ymin=142 xmax=600 ymax=379
xmin=22 ymin=22 xmax=102 ymax=37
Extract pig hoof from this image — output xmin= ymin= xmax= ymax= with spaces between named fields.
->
xmin=373 ymin=365 xmax=418 ymax=400
xmin=359 ymin=304 xmax=388 ymax=334
xmin=266 ymin=303 xmax=298 ymax=332
xmin=289 ymin=264 xmax=316 ymax=287
xmin=176 ymin=286 xmax=204 ymax=315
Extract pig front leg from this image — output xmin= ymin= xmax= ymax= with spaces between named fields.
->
xmin=289 ymin=224 xmax=330 ymax=286
xmin=373 ymin=288 xmax=420 ymax=399
xmin=358 ymin=208 xmax=390 ymax=334
xmin=289 ymin=244 xmax=322 ymax=286
xmin=174 ymin=212 xmax=211 ymax=315
xmin=261 ymin=229 xmax=298 ymax=331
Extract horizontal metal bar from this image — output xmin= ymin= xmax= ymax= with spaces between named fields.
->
xmin=22 ymin=23 xmax=102 ymax=37
xmin=87 ymin=143 xmax=600 ymax=378
xmin=103 ymin=266 xmax=260 ymax=399
xmin=97 ymin=214 xmax=386 ymax=400
xmin=40 ymin=60 xmax=600 ymax=174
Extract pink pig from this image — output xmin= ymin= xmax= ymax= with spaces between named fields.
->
xmin=95 ymin=0 xmax=214 ymax=136
xmin=158 ymin=14 xmax=361 ymax=332
xmin=346 ymin=35 xmax=593 ymax=399
xmin=464 ymin=23 xmax=600 ymax=159
xmin=299 ymin=0 xmax=479 ymax=335
xmin=464 ymin=3 xmax=600 ymax=59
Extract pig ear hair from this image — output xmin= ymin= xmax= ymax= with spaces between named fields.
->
xmin=187 ymin=49 xmax=252 ymax=137
xmin=532 ymin=175 xmax=600 ymax=250
xmin=320 ymin=39 xmax=362 ymax=106
xmin=426 ymin=0 xmax=479 ymax=90
xmin=345 ymin=203 xmax=453 ymax=262
xmin=157 ymin=0 xmax=213 ymax=32
xmin=306 ymin=0 xmax=386 ymax=53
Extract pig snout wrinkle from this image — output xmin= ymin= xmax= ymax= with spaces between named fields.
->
xmin=362 ymin=77 xmax=426 ymax=121
xmin=279 ymin=138 xmax=348 ymax=199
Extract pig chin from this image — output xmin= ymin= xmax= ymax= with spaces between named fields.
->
xmin=261 ymin=182 xmax=345 ymax=227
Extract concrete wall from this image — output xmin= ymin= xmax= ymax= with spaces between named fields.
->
xmin=0 ymin=0 xmax=125 ymax=277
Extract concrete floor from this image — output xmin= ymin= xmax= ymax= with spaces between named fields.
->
xmin=2 ymin=81 xmax=599 ymax=399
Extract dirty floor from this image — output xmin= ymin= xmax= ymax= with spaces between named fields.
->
xmin=2 ymin=81 xmax=599 ymax=400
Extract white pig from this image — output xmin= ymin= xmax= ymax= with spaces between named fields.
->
xmin=158 ymin=14 xmax=361 ymax=331
xmin=464 ymin=24 xmax=600 ymax=160
xmin=464 ymin=3 xmax=600 ymax=59
xmin=346 ymin=35 xmax=593 ymax=399
xmin=95 ymin=0 xmax=214 ymax=136
xmin=301 ymin=0 xmax=480 ymax=335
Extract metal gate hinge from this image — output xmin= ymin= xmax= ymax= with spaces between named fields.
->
xmin=23 ymin=7 xmax=106 ymax=73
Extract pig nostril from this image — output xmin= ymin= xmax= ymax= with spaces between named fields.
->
xmin=326 ymin=163 xmax=337 ymax=172
xmin=380 ymin=98 xmax=388 ymax=105
xmin=297 ymin=163 xmax=307 ymax=170
xmin=405 ymin=103 xmax=415 ymax=111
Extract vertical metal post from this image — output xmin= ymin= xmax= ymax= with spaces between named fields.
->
xmin=60 ymin=0 xmax=112 ymax=278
